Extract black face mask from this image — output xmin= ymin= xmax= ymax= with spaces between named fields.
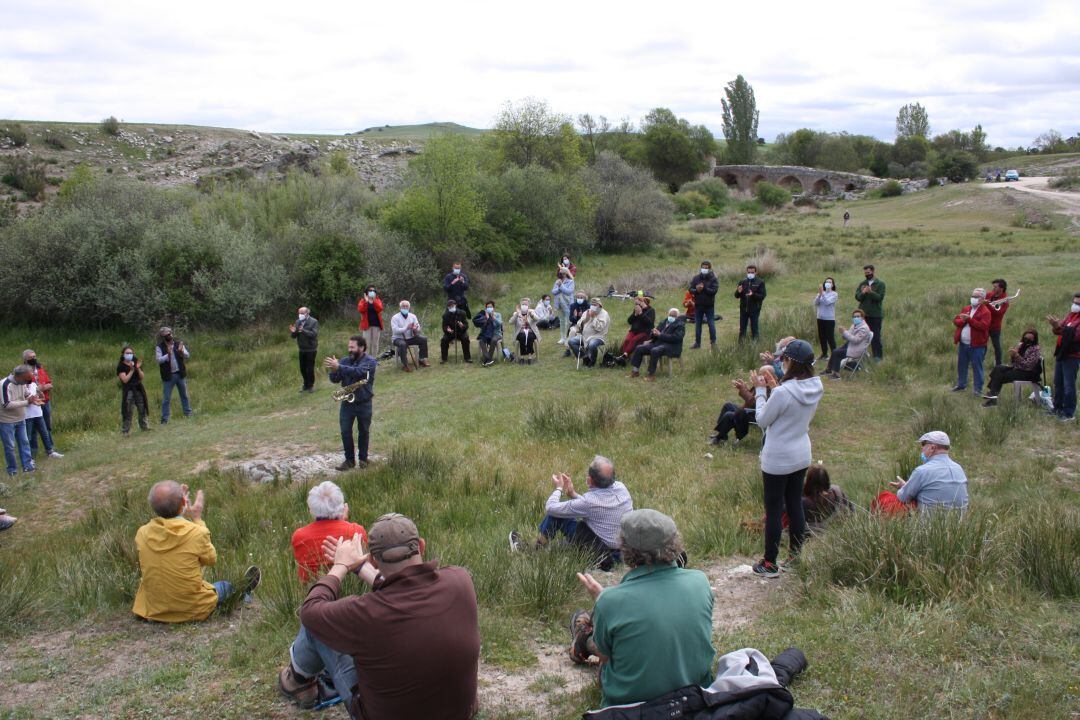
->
xmin=27 ymin=359 xmax=37 ymax=366
xmin=163 ymin=336 xmax=173 ymax=343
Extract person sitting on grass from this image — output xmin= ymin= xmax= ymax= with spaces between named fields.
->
xmin=0 ymin=507 xmax=16 ymax=533
xmin=618 ymin=295 xmax=656 ymax=361
xmin=628 ymin=308 xmax=686 ymax=381
xmin=568 ymin=509 xmax=715 ymax=709
xmin=983 ymin=328 xmax=1042 ymax=407
xmin=800 ymin=463 xmax=853 ymax=530
xmin=291 ymin=481 xmax=368 ymax=583
xmin=510 ymin=455 xmax=632 ymax=572
xmin=281 ymin=514 xmax=481 ymax=720
xmin=132 ymin=481 xmax=260 ymax=623
xmin=873 ymin=431 xmax=969 ymax=516
xmin=823 ymin=309 xmax=872 ymax=378
xmin=710 ymin=365 xmax=776 ymax=445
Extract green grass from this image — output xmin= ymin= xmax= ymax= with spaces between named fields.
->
xmin=352 ymin=122 xmax=487 ymax=141
xmin=0 ymin=183 xmax=1077 ymax=718
xmin=979 ymin=151 xmax=1080 ymax=174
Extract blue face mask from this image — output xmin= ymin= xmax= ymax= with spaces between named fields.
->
xmin=919 ymin=451 xmax=928 ymax=463
xmin=485 ymin=307 xmax=493 ymax=315
xmin=666 ymin=315 xmax=676 ymax=323
xmin=400 ymin=309 xmax=409 ymax=317
xmin=853 ymin=317 xmax=864 ymax=326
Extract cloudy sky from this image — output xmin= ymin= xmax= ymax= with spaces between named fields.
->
xmin=2 ymin=0 xmax=1077 ymax=148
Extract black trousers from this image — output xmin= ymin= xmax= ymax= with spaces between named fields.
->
xmin=739 ymin=307 xmax=761 ymax=339
xmin=714 ymin=402 xmax=753 ymax=440
xmin=339 ymin=401 xmax=372 ymax=463
xmin=989 ymin=331 xmax=1003 ymax=366
xmin=865 ymin=316 xmax=883 ymax=359
xmin=763 ymin=468 xmax=807 ymax=563
xmin=986 ymin=365 xmax=1039 ymax=395
xmin=298 ymin=350 xmax=317 ymax=389
xmin=816 ymin=319 xmax=836 ymax=356
xmin=516 ymin=331 xmax=537 ymax=356
xmin=440 ymin=329 xmax=471 ymax=361
xmin=827 ymin=343 xmax=850 ymax=373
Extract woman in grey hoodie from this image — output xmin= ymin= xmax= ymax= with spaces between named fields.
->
xmin=748 ymin=339 xmax=824 ymax=578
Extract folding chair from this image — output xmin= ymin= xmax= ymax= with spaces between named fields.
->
xmin=658 ymin=355 xmax=684 ymax=377
xmin=839 ymin=332 xmax=873 ymax=380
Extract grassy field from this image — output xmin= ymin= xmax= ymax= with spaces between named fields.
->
xmin=351 ymin=122 xmax=487 ymax=141
xmin=0 ymin=183 xmax=1077 ymax=719
xmin=980 ymin=151 xmax=1080 ymax=175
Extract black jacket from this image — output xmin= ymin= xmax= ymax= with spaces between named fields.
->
xmin=653 ymin=317 xmax=687 ymax=356
xmin=735 ymin=277 xmax=767 ymax=311
xmin=569 ymin=300 xmax=590 ymax=326
xmin=689 ymin=273 xmax=720 ymax=309
xmin=443 ymin=272 xmax=470 ymax=306
xmin=628 ymin=307 xmax=656 ymax=335
xmin=291 ymin=316 xmax=319 ymax=352
xmin=441 ymin=308 xmax=470 ymax=337
xmin=156 ymin=341 xmax=187 ymax=381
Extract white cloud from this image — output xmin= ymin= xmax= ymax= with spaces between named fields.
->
xmin=0 ymin=0 xmax=1076 ymax=147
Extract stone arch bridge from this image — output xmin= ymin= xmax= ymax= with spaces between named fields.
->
xmin=707 ymin=164 xmax=884 ymax=197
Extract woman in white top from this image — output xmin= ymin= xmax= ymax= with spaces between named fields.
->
xmin=24 ymin=381 xmax=60 ymax=458
xmin=813 ymin=277 xmax=839 ymax=361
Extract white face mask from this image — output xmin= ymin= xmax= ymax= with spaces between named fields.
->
xmin=485 ymin=307 xmax=494 ymax=315
xmin=448 ymin=306 xmax=456 ymax=313
xmin=590 ymin=305 xmax=600 ymax=313
xmin=298 ymin=314 xmax=306 ymax=321
xmin=667 ymin=315 xmax=677 ymax=323
xmin=824 ymin=282 xmax=832 ymax=290
xmin=453 ymin=268 xmax=461 ymax=275
xmin=700 ymin=268 xmax=709 ymax=275
xmin=521 ymin=304 xmax=529 ymax=312
xmin=367 ymin=291 xmax=375 ymax=299
xmin=544 ymin=300 xmax=551 ymax=306
xmin=563 ymin=258 xmax=570 ymax=266
xmin=747 ymin=272 xmax=756 ymax=279
xmin=1072 ymin=303 xmax=1080 ymax=313
xmin=970 ymin=297 xmax=980 ymax=306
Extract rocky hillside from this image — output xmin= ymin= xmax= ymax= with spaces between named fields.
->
xmin=0 ymin=120 xmax=433 ymax=205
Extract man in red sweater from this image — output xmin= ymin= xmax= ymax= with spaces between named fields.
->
xmin=986 ymin=278 xmax=1010 ymax=366
xmin=952 ymin=287 xmax=991 ymax=395
xmin=291 ymin=481 xmax=367 ymax=583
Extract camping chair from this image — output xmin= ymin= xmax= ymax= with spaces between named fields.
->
xmin=839 ymin=332 xmax=874 ymax=379
xmin=658 ymin=355 xmax=684 ymax=377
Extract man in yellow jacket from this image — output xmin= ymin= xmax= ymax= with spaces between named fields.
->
xmin=132 ymin=481 xmax=258 ymax=623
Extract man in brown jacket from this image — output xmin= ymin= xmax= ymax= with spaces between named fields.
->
xmin=280 ymin=513 xmax=481 ymax=720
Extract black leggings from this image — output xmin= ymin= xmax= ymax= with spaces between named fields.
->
xmin=816 ymin=319 xmax=836 ymax=356
xmin=714 ymin=402 xmax=753 ymax=440
xmin=986 ymin=365 xmax=1039 ymax=395
xmin=763 ymin=468 xmax=807 ymax=563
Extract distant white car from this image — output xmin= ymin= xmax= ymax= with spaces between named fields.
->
xmin=1004 ymin=170 xmax=1020 ymax=181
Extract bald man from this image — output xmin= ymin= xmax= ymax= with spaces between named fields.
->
xmin=132 ymin=481 xmax=259 ymax=622
xmin=291 ymin=306 xmax=320 ymax=393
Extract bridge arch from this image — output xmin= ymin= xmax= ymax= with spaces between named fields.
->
xmin=777 ymin=175 xmax=804 ymax=194
xmin=750 ymin=174 xmax=766 ymax=190
xmin=720 ymin=172 xmax=739 ymax=188
xmin=811 ymin=178 xmax=832 ymax=195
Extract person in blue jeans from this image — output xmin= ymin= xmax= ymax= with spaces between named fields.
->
xmin=326 ymin=335 xmax=378 ymax=471
xmin=1 ymin=365 xmax=39 ymax=477
xmin=689 ymin=261 xmax=720 ymax=349
xmin=155 ymin=327 xmax=192 ymax=423
xmin=1048 ymin=292 xmax=1080 ymax=421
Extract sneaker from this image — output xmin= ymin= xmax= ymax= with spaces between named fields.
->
xmin=483 ymin=359 xmax=495 ymax=367
xmin=690 ymin=343 xmax=701 ymax=349
xmin=751 ymin=559 xmax=781 ymax=578
xmin=1061 ymin=415 xmax=1076 ymax=423
xmin=48 ymin=451 xmax=63 ymax=458
xmin=950 ymin=385 xmax=965 ymax=392
xmin=709 ymin=436 xmax=725 ymax=446
xmin=779 ymin=556 xmax=799 ymax=573
xmin=982 ymin=399 xmax=998 ymax=407
xmin=335 ymin=461 xmax=356 ymax=472
xmin=242 ymin=565 xmax=261 ymax=595
xmin=160 ymin=418 xmax=168 ymax=425
xmin=509 ymin=531 xmax=524 ymax=552
xmin=440 ymin=359 xmax=447 ymax=364
xmin=981 ymin=393 xmax=998 ymax=400
xmin=563 ymin=349 xmax=571 ymax=357
xmin=556 ymin=338 xmax=565 ymax=345
xmin=464 ymin=359 xmax=473 ymax=364
xmin=279 ymin=664 xmax=319 ymax=709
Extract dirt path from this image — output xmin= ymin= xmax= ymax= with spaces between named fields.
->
xmin=979 ymin=176 xmax=1080 ymax=228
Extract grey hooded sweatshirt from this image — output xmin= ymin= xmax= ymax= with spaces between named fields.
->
xmin=753 ymin=376 xmax=824 ymax=474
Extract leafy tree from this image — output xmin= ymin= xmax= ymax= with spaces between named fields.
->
xmin=930 ymin=150 xmax=978 ymax=183
xmin=639 ymin=108 xmax=715 ymax=191
xmin=895 ymin=102 xmax=930 ymax=138
xmin=1033 ymin=129 xmax=1066 ymax=154
xmin=101 ymin=116 xmax=121 ymax=136
xmin=492 ymin=98 xmax=581 ymax=171
xmin=583 ymin=151 xmax=673 ymax=251
xmin=721 ymin=75 xmax=759 ymax=164
xmin=577 ymin=113 xmax=600 ymax=163
xmin=892 ymin=135 xmax=931 ymax=166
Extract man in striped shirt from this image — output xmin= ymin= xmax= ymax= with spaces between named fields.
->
xmin=511 ymin=455 xmax=633 ymax=570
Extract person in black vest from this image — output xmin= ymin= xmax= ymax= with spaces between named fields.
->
xmin=689 ymin=261 xmax=719 ymax=349
xmin=443 ymin=261 xmax=471 ymax=318
xmin=117 ymin=345 xmax=150 ymax=435
xmin=440 ymin=299 xmax=472 ymax=364
xmin=735 ymin=264 xmax=767 ymax=341
xmin=290 ymin=306 xmax=320 ymax=393
xmin=155 ymin=327 xmax=191 ymax=424
xmin=325 ymin=335 xmax=378 ymax=471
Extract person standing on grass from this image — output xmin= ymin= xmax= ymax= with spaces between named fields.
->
xmin=155 ymin=326 xmax=191 ymax=424
xmin=628 ymin=308 xmax=686 ymax=381
xmin=357 ymin=285 xmax=384 ymax=357
xmin=568 ymin=509 xmax=715 ymax=708
xmin=855 ymin=265 xmax=885 ymax=360
xmin=23 ymin=376 xmax=60 ymax=459
xmin=473 ymin=300 xmax=504 ymax=367
xmin=291 ymin=306 xmax=320 ymax=393
xmin=813 ymin=278 xmax=838 ymax=361
xmin=735 ymin=264 xmax=767 ymax=342
xmin=551 ymin=268 xmax=576 ymax=344
xmin=749 ymin=340 xmax=823 ymax=578
xmin=986 ymin=279 xmax=1010 ymax=367
xmin=1 ymin=364 xmax=39 ymax=477
xmin=325 ymin=335 xmax=377 ymax=472
xmin=689 ymin=261 xmax=720 ymax=348
xmin=872 ymin=431 xmax=968 ymax=515
xmin=284 ymin=514 xmax=481 ymax=720
xmin=1047 ymin=291 xmax=1080 ymax=421
xmin=842 ymin=211 xmax=850 ymax=228
xmin=952 ymin=288 xmax=991 ymax=395
xmin=982 ymin=329 xmax=1042 ymax=407
xmin=443 ymin=261 xmax=471 ymax=317
xmin=117 ymin=345 xmax=150 ymax=435
xmin=23 ymin=349 xmax=55 ymax=442
xmin=132 ymin=481 xmax=260 ymax=623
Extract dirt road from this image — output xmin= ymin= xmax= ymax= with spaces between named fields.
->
xmin=979 ymin=176 xmax=1080 ymax=220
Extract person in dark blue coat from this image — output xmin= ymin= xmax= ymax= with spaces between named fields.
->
xmin=689 ymin=261 xmax=720 ymax=349
xmin=629 ymin=309 xmax=686 ymax=381
xmin=325 ymin=335 xmax=377 ymax=472
xmin=442 ymin=261 xmax=471 ymax=317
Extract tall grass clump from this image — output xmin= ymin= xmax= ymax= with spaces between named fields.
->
xmin=905 ymin=391 xmax=972 ymax=446
xmin=1015 ymin=505 xmax=1080 ymax=599
xmin=527 ymin=397 xmax=620 ymax=438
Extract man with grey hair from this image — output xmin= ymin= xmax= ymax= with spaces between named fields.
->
xmin=1 ymin=364 xmax=40 ymax=477
xmin=291 ymin=480 xmax=368 ymax=583
xmin=952 ymin=287 xmax=991 ymax=395
xmin=510 ymin=455 xmax=633 ymax=571
xmin=279 ymin=513 xmax=481 ymax=719
xmin=290 ymin=306 xmax=320 ymax=393
xmin=628 ymin=308 xmax=686 ymax=381
xmin=569 ymin=509 xmax=715 ymax=708
xmin=390 ymin=300 xmax=430 ymax=371
xmin=132 ymin=481 xmax=259 ymax=622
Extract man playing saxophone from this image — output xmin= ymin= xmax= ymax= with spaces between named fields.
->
xmin=324 ymin=335 xmax=377 ymax=472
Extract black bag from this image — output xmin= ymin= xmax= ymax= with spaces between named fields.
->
xmin=601 ymin=351 xmax=619 ymax=368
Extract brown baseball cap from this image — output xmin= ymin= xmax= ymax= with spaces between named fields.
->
xmin=368 ymin=513 xmax=420 ymax=562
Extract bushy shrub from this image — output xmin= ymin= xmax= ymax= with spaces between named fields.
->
xmin=101 ymin=116 xmax=120 ymax=136
xmin=673 ymin=189 xmax=709 ymax=215
xmin=679 ymin=177 xmax=730 ymax=208
xmin=1048 ymin=171 xmax=1080 ymax=191
xmin=583 ymin=151 xmax=673 ymax=251
xmin=930 ymin=150 xmax=978 ymax=183
xmin=755 ymin=181 xmax=791 ymax=208
xmin=879 ymin=179 xmax=903 ymax=197
xmin=1 ymin=123 xmax=28 ymax=147
xmin=1 ymin=155 xmax=47 ymax=200
xmin=42 ymin=133 xmax=67 ymax=150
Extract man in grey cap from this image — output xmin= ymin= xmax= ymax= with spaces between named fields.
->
xmin=568 ymin=509 xmax=715 ymax=708
xmin=874 ymin=431 xmax=969 ymax=514
xmin=154 ymin=326 xmax=191 ymax=424
xmin=283 ymin=513 xmax=481 ymax=720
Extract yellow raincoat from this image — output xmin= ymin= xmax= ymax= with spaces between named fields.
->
xmin=132 ymin=516 xmax=218 ymax=623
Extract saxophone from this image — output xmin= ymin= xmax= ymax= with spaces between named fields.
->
xmin=332 ymin=376 xmax=369 ymax=403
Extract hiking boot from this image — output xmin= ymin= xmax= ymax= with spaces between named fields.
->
xmin=568 ymin=609 xmax=594 ymax=664
xmin=335 ymin=461 xmax=356 ymax=472
xmin=279 ymin=664 xmax=319 ymax=709
xmin=242 ymin=565 xmax=262 ymax=596
xmin=709 ymin=436 xmax=725 ymax=446
xmin=419 ymin=359 xmax=430 ymax=367
xmin=509 ymin=531 xmax=524 ymax=552
xmin=752 ymin=560 xmax=781 ymax=578
xmin=690 ymin=343 xmax=701 ymax=349
xmin=628 ymin=370 xmax=640 ymax=378
xmin=982 ymin=398 xmax=998 ymax=407
xmin=563 ymin=349 xmax=572 ymax=357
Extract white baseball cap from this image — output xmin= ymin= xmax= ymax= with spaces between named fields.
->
xmin=918 ymin=431 xmax=951 ymax=447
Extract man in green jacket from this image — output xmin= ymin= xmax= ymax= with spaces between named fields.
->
xmin=569 ymin=509 xmax=715 ymax=708
xmin=855 ymin=264 xmax=885 ymax=360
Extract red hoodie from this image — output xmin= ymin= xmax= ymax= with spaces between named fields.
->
xmin=357 ymin=296 xmax=384 ymax=330
xmin=953 ymin=303 xmax=991 ymax=348
xmin=986 ymin=290 xmax=1009 ymax=332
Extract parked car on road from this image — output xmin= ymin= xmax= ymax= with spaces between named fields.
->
xmin=1004 ymin=169 xmax=1020 ymax=181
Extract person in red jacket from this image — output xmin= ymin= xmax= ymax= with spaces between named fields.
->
xmin=986 ymin=278 xmax=1010 ymax=366
xmin=357 ymin=285 xmax=384 ymax=356
xmin=291 ymin=480 xmax=367 ymax=583
xmin=952 ymin=287 xmax=991 ymax=395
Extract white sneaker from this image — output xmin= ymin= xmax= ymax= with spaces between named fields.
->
xmin=556 ymin=338 xmax=565 ymax=345
xmin=48 ymin=451 xmax=64 ymax=458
